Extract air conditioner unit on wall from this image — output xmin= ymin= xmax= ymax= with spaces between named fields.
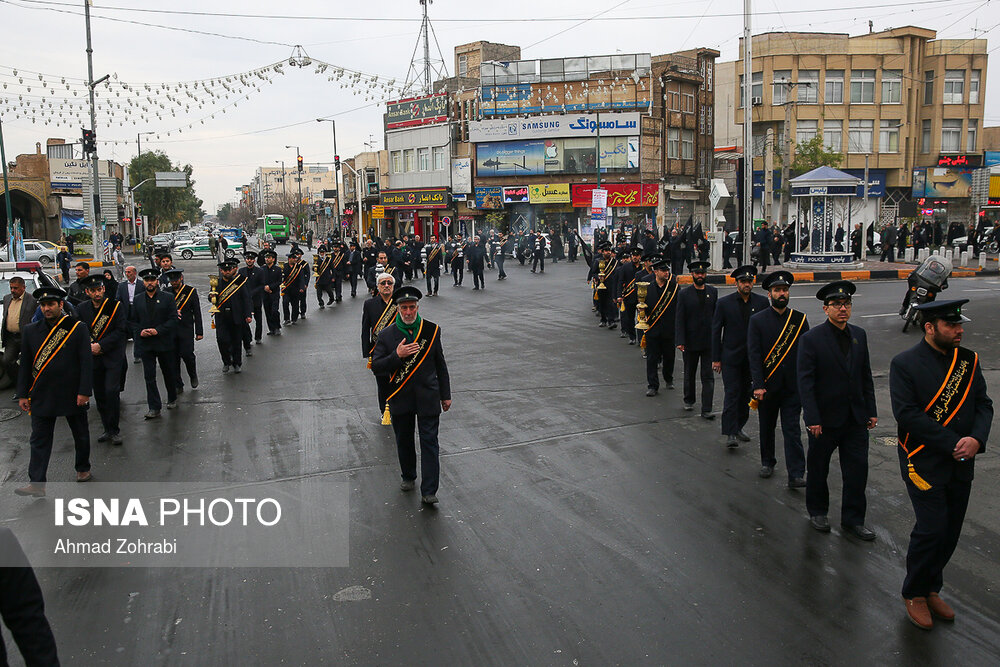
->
xmin=751 ymin=96 xmax=763 ymax=106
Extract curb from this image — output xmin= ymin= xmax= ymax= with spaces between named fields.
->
xmin=676 ymin=268 xmax=1000 ymax=285
xmin=76 ymin=260 xmax=117 ymax=269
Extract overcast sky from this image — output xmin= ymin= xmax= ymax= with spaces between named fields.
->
xmin=2 ymin=0 xmax=997 ymax=212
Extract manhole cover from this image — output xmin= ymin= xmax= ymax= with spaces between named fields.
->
xmin=0 ymin=408 xmax=21 ymax=422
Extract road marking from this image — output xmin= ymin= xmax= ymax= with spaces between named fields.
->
xmin=860 ymin=313 xmax=900 ymax=318
xmin=961 ymin=288 xmax=996 ymax=292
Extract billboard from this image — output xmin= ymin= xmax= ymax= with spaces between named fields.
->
xmin=49 ymin=158 xmax=90 ymax=189
xmin=571 ymin=183 xmax=658 ymax=208
xmin=480 ymin=82 xmax=651 ymax=116
xmin=476 ymin=141 xmax=547 ymax=176
xmin=385 ymin=93 xmax=448 ymax=130
xmin=912 ymin=167 xmax=973 ymax=198
xmin=476 ymin=137 xmax=637 ymax=177
xmin=451 ymin=157 xmax=472 ymax=194
xmin=469 ymin=113 xmax=642 ymax=142
xmin=474 ymin=186 xmax=503 ymax=209
xmin=528 ymin=183 xmax=570 ymax=204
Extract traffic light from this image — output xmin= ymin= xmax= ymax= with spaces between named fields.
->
xmin=135 ymin=203 xmax=143 ymax=218
xmin=81 ymin=128 xmax=96 ymax=154
xmin=297 ymin=155 xmax=303 ymax=173
xmin=334 ymin=155 xmax=341 ymax=171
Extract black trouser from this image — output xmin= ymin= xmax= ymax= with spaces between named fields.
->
xmin=902 ymin=477 xmax=971 ymax=598
xmin=298 ymin=290 xmax=308 ymax=317
xmin=248 ymin=297 xmax=263 ymax=343
xmin=597 ymin=291 xmax=617 ymax=324
xmin=349 ymin=273 xmax=358 ymax=296
xmin=496 ymin=255 xmax=506 ymax=278
xmin=403 ymin=264 xmax=413 ymax=281
xmin=451 ymin=262 xmax=463 ymax=284
xmin=282 ymin=290 xmax=303 ymax=322
xmin=140 ymin=348 xmax=176 ymax=411
xmin=426 ymin=270 xmax=439 ymax=294
xmin=622 ymin=301 xmax=637 ymax=341
xmin=532 ymin=253 xmax=545 ymax=272
xmin=471 ymin=266 xmax=484 ymax=288
xmin=216 ymin=314 xmax=243 ymax=367
xmin=174 ymin=329 xmax=197 ymax=388
xmin=2 ymin=333 xmax=21 ymax=388
xmin=317 ymin=283 xmax=335 ymax=306
xmin=720 ymin=360 xmax=751 ymax=436
xmin=757 ymin=390 xmax=805 ymax=477
xmin=29 ymin=411 xmax=90 ymax=483
xmin=569 ymin=245 xmax=577 ymax=262
xmin=93 ymin=356 xmax=123 ymax=436
xmin=644 ymin=334 xmax=675 ymax=390
xmin=375 ymin=374 xmax=390 ymax=414
xmin=392 ymin=412 xmax=441 ymax=497
xmin=332 ymin=276 xmax=343 ymax=301
xmin=806 ymin=422 xmax=868 ymax=524
xmin=880 ymin=245 xmax=895 ymax=262
xmin=682 ymin=349 xmax=714 ymax=411
xmin=263 ymin=292 xmax=281 ymax=332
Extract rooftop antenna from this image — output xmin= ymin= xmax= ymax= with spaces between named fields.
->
xmin=402 ymin=0 xmax=449 ymax=96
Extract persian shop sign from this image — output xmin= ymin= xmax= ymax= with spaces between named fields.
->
xmin=385 ymin=93 xmax=448 ymax=130
xmin=379 ymin=188 xmax=450 ymax=209
xmin=503 ymin=186 xmax=529 ymax=203
xmin=528 ymin=183 xmax=571 ymax=204
xmin=469 ymin=113 xmax=642 ymax=142
xmin=936 ymin=154 xmax=982 ymax=168
xmin=571 ymin=183 xmax=658 ymax=208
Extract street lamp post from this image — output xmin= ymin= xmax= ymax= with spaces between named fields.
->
xmin=285 ymin=146 xmax=301 ymax=240
xmin=316 ymin=119 xmax=342 ymax=231
xmin=84 ymin=0 xmax=111 ymax=259
xmin=134 ymin=131 xmax=154 ymax=238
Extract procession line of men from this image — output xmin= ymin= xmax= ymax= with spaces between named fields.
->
xmin=593 ymin=245 xmax=991 ymax=629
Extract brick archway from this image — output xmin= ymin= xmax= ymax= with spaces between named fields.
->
xmin=0 ymin=181 xmax=50 ymax=243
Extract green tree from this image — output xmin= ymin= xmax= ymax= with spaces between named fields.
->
xmin=790 ymin=135 xmax=843 ymax=173
xmin=217 ymin=202 xmax=233 ymax=222
xmin=129 ymin=150 xmax=205 ymax=232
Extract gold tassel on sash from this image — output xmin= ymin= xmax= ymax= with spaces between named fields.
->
xmin=366 ymin=357 xmax=372 ymax=369
xmin=619 ymin=301 xmax=625 ymax=313
xmin=381 ymin=404 xmax=392 ymax=426
xmin=748 ymin=397 xmax=759 ymax=411
xmin=640 ymin=334 xmax=646 ymax=349
xmin=907 ymin=463 xmax=932 ymax=491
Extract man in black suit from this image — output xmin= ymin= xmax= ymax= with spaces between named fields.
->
xmin=675 ymin=261 xmax=717 ymax=419
xmin=165 ymin=268 xmax=203 ymax=392
xmin=347 ymin=240 xmax=362 ymax=297
xmin=0 ymin=527 xmax=60 ymax=664
xmin=371 ymin=285 xmax=451 ymax=505
xmin=2 ymin=277 xmax=36 ymax=398
xmin=66 ymin=261 xmax=91 ymax=306
xmin=889 ymin=299 xmax=992 ymax=630
xmin=641 ymin=257 xmax=679 ymax=396
xmin=15 ymin=286 xmax=92 ymax=496
xmin=531 ymin=232 xmax=547 ymax=273
xmin=127 ymin=267 xmax=178 ymax=419
xmin=615 ymin=246 xmax=644 ymax=345
xmin=424 ymin=235 xmax=444 ymax=295
xmin=712 ymin=265 xmax=769 ymax=448
xmin=281 ymin=251 xmax=308 ymax=325
xmin=753 ymin=222 xmax=772 ymax=272
xmin=748 ymin=270 xmax=809 ymax=483
xmin=214 ymin=259 xmax=253 ymax=374
xmin=797 ymin=280 xmax=878 ymax=539
xmin=467 ymin=235 xmax=487 ymax=291
xmin=116 ymin=265 xmax=143 ymax=365
xmin=76 ymin=275 xmax=127 ymax=445
xmin=260 ymin=250 xmax=283 ymax=336
xmin=316 ymin=244 xmax=338 ymax=308
xmin=238 ymin=252 xmax=265 ymax=349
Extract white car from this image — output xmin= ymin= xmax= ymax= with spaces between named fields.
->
xmin=174 ymin=237 xmax=236 ymax=261
xmin=0 ymin=240 xmax=65 ymax=265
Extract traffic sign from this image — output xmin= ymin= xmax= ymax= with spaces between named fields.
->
xmin=440 ymin=216 xmax=452 ymax=227
xmin=372 ymin=205 xmax=385 ymax=219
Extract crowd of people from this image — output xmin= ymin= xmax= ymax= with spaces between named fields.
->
xmin=587 ymin=240 xmax=992 ymax=630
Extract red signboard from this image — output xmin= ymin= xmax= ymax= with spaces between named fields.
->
xmin=571 ymin=183 xmax=658 ymax=208
xmin=936 ymin=154 xmax=982 ymax=167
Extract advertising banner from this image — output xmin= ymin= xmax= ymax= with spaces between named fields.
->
xmin=451 ymin=157 xmax=472 ymax=193
xmin=503 ymin=186 xmax=529 ymax=203
xmin=469 ymin=113 xmax=642 ymax=142
xmin=572 ymin=183 xmax=658 ymax=208
xmin=379 ymin=187 xmax=450 ymax=209
xmin=911 ymin=167 xmax=973 ymax=198
xmin=481 ymin=82 xmax=651 ymax=116
xmin=49 ymin=158 xmax=90 ymax=189
xmin=528 ymin=183 xmax=570 ymax=204
xmin=474 ymin=186 xmax=503 ymax=209
xmin=476 ymin=141 xmax=547 ymax=176
xmin=476 ymin=136 xmax=637 ymax=177
xmin=385 ymin=93 xmax=448 ymax=130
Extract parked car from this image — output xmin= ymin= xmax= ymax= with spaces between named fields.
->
xmin=175 ymin=237 xmax=236 ymax=260
xmin=0 ymin=260 xmax=58 ymax=389
xmin=0 ymin=240 xmax=66 ymax=265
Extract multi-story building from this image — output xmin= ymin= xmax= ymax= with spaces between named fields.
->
xmin=730 ymin=26 xmax=988 ymax=228
xmin=252 ymin=165 xmax=340 ymax=234
xmin=342 ymin=150 xmax=389 ymax=236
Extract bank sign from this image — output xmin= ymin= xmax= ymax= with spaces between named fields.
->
xmin=469 ymin=113 xmax=642 ymax=143
xmin=379 ymin=187 xmax=450 ymax=209
xmin=385 ymin=93 xmax=448 ymax=130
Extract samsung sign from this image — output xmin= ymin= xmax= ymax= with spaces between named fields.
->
xmin=469 ymin=113 xmax=642 ymax=143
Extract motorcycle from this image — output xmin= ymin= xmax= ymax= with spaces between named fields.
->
xmin=900 ymin=253 xmax=952 ymax=333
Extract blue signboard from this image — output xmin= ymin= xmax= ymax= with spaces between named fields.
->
xmin=754 ymin=169 xmax=885 ymax=198
xmin=476 ymin=141 xmax=547 ymax=176
xmin=985 ymin=151 xmax=1000 ymax=167
xmin=474 ymin=186 xmax=503 ymax=209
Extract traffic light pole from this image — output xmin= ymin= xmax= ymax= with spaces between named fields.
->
xmin=84 ymin=0 xmax=105 ymax=260
xmin=316 ymin=119 xmax=342 ymax=235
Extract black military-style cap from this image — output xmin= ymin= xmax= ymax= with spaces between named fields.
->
xmin=651 ymin=258 xmax=671 ymax=271
xmin=80 ymin=275 xmax=105 ymax=290
xmin=218 ymin=259 xmax=239 ymax=270
xmin=730 ymin=265 xmax=758 ymax=281
xmin=689 ymin=261 xmax=710 ymax=273
xmin=642 ymin=251 xmax=661 ymax=262
xmin=316 ymin=245 xmax=328 ymax=253
xmin=598 ymin=242 xmax=612 ymax=251
xmin=914 ymin=298 xmax=970 ymax=323
xmin=262 ymin=250 xmax=278 ymax=259
xmin=392 ymin=285 xmax=423 ymax=304
xmin=33 ymin=286 xmax=67 ymax=302
xmin=163 ymin=267 xmax=184 ymax=278
xmin=816 ymin=280 xmax=856 ymax=303
xmin=138 ymin=268 xmax=160 ymax=280
xmin=761 ymin=270 xmax=794 ymax=290
xmin=292 ymin=248 xmax=304 ymax=257
xmin=243 ymin=251 xmax=258 ymax=259
xmin=630 ymin=246 xmax=643 ymax=255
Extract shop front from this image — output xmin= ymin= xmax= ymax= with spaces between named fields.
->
xmin=378 ymin=187 xmax=451 ymax=240
xmin=571 ymin=183 xmax=658 ymax=234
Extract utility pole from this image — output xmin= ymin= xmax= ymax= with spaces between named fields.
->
xmin=286 ymin=146 xmax=301 ymax=238
xmin=85 ymin=0 xmax=107 ymax=260
xmin=316 ymin=119 xmax=342 ymax=230
xmin=742 ymin=0 xmax=753 ymax=264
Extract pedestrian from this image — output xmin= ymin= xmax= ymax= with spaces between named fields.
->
xmin=641 ymin=257 xmax=679 ymax=396
xmin=754 ymin=222 xmax=771 ymax=271
xmin=347 ymin=240 xmax=362 ymax=297
xmin=314 ymin=245 xmax=336 ymax=308
xmin=797 ymin=280 xmax=878 ymax=538
xmin=76 ymin=274 xmax=127 ymax=445
xmin=260 ymin=250 xmax=283 ymax=336
xmin=281 ymin=250 xmax=308 ymax=325
xmin=115 ymin=265 xmax=142 ymax=366
xmin=467 ymin=235 xmax=486 ymax=290
xmin=424 ymin=235 xmax=443 ymax=295
xmin=748 ymin=270 xmax=809 ymax=483
xmin=208 ymin=234 xmax=218 ymax=259
xmin=213 ymin=259 xmax=252 ymax=374
xmin=127 ymin=267 xmax=178 ymax=419
xmin=881 ymin=223 xmax=898 ymax=262
xmin=675 ymin=261 xmax=717 ymax=419
xmin=14 ymin=286 xmax=92 ymax=496
xmin=56 ymin=247 xmax=73 ymax=284
xmin=590 ymin=243 xmax=619 ymax=329
xmin=712 ymin=265 xmax=769 ymax=448
xmin=531 ymin=231 xmax=547 ymax=273
xmin=889 ymin=299 xmax=993 ymax=630
xmin=306 ymin=229 xmax=313 ymax=250
xmin=330 ymin=243 xmax=347 ymax=303
xmin=615 ymin=246 xmax=644 ymax=345
xmin=165 ymin=268 xmax=203 ymax=391
xmin=2 ymin=277 xmax=35 ymax=401
xmin=65 ymin=234 xmax=75 ymax=255
xmin=449 ymin=237 xmax=464 ymax=286
xmin=238 ymin=252 xmax=265 ymax=350
xmin=494 ymin=233 xmax=508 ymax=280
xmin=361 ymin=272 xmax=397 ymax=416
xmin=371 ymin=285 xmax=452 ymax=505
xmin=66 ymin=261 xmax=91 ymax=306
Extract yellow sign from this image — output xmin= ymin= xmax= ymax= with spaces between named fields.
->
xmin=990 ymin=175 xmax=1000 ymax=199
xmin=372 ymin=205 xmax=386 ymax=219
xmin=529 ymin=183 xmax=571 ymax=204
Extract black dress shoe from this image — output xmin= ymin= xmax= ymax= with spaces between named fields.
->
xmin=700 ymin=411 xmax=715 ymax=420
xmin=628 ymin=339 xmax=635 ymax=345
xmin=726 ymin=435 xmax=738 ymax=448
xmin=842 ymin=524 xmax=877 ymax=541
xmin=97 ymin=432 xmax=111 ymax=443
xmin=608 ymin=323 xmax=618 ymax=330
xmin=736 ymin=430 xmax=751 ymax=442
xmin=646 ymin=388 xmax=658 ymax=397
xmin=598 ymin=322 xmax=607 ymax=327
xmin=759 ymin=465 xmax=774 ymax=478
xmin=788 ymin=477 xmax=806 ymax=488
xmin=191 ymin=375 xmax=199 ymax=389
xmin=810 ymin=515 xmax=832 ymax=532
xmin=683 ymin=403 xmax=694 ymax=411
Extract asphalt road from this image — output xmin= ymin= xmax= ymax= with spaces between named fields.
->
xmin=2 ymin=251 xmax=999 ymax=665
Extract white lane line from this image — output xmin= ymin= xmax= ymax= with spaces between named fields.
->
xmin=961 ymin=288 xmax=996 ymax=292
xmin=861 ymin=313 xmax=901 ymax=318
